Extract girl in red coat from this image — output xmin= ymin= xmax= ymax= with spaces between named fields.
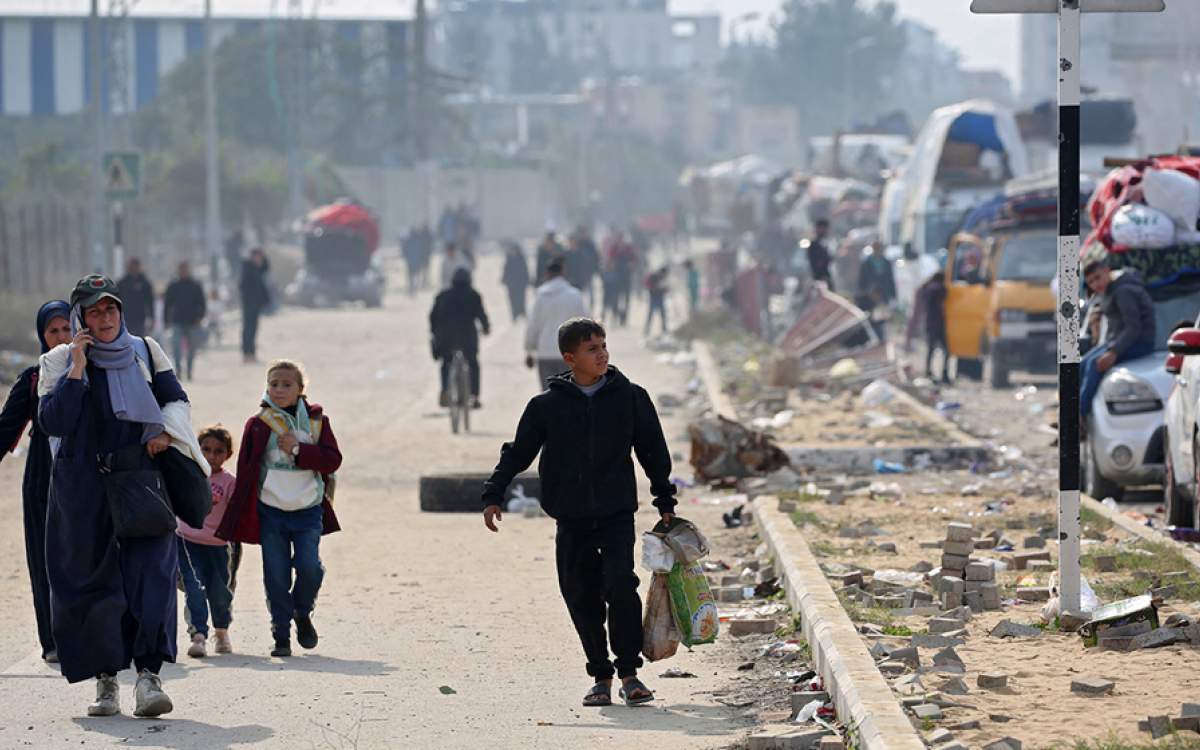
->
xmin=217 ymin=360 xmax=342 ymax=657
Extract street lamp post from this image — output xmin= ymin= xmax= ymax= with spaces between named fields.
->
xmin=970 ymin=0 xmax=1165 ymax=623
xmin=204 ymin=0 xmax=222 ymax=288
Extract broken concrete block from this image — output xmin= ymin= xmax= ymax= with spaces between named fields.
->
xmin=964 ymin=580 xmax=984 ymax=593
xmin=977 ymin=673 xmax=1009 ymax=690
xmin=912 ymin=634 xmax=965 ymax=649
xmin=920 ymin=539 xmax=944 ymax=549
xmin=1011 ymin=551 xmax=1052 ymax=570
xmin=877 ymin=541 xmax=898 ymax=554
xmin=965 ymin=562 xmax=995 ymax=582
xmin=721 ymin=575 xmax=742 ymax=587
xmin=729 ymin=618 xmax=777 ymax=636
xmin=964 ymin=592 xmax=983 ymax=613
xmin=928 ymin=728 xmax=955 ymax=745
xmin=988 ymin=619 xmax=1046 ymax=633
xmin=932 ymin=647 xmax=964 ymax=669
xmin=778 ymin=500 xmax=799 ymax=514
xmin=1015 ymin=587 xmax=1051 ymax=603
xmin=942 ymin=539 xmax=975 ymax=557
xmin=946 ymin=522 xmax=975 ymax=542
xmin=908 ymin=590 xmax=936 ymax=606
xmin=1132 ymin=627 xmax=1187 ymax=650
xmin=1029 ymin=560 xmax=1056 ymax=572
xmin=911 ymin=560 xmax=934 ymax=573
xmin=889 ymin=647 xmax=920 ymax=668
xmin=1147 ymin=715 xmax=1172 ymax=740
xmin=989 ymin=714 xmax=1013 ymax=723
xmin=1172 ymin=716 xmax=1200 ymax=732
xmin=983 ymin=739 xmax=1022 ymax=750
xmin=948 ymin=720 xmax=981 ymax=731
xmin=875 ymin=595 xmax=907 ymax=609
xmin=980 ymin=583 xmax=1002 ymax=610
xmin=718 ymin=587 xmax=744 ymax=603
xmin=1004 ymin=518 xmax=1026 ymax=530
xmin=1150 ymin=584 xmax=1177 ymax=601
xmin=912 ymin=703 xmax=943 ymax=721
xmin=827 ymin=571 xmax=864 ymax=587
xmin=1182 ymin=703 xmax=1200 ymax=717
xmin=1070 ymin=677 xmax=1115 ymax=695
xmin=941 ymin=553 xmax=970 ymax=571
xmin=877 ymin=660 xmax=908 ymax=675
xmin=817 ymin=738 xmax=845 ymax=750
xmin=941 ymin=592 xmax=963 ymax=609
xmin=1023 ymin=535 xmax=1046 ymax=549
xmin=942 ymin=606 xmax=972 ymax=622
xmin=939 ymin=676 xmax=969 ymax=695
xmin=929 ymin=617 xmax=964 ymax=634
xmin=748 ymin=726 xmax=834 ymax=750
xmin=939 ymin=576 xmax=965 ymax=594
xmin=974 ymin=537 xmax=996 ymax=550
xmin=869 ymin=642 xmax=890 ymax=661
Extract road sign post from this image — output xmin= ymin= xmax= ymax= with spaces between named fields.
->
xmin=970 ymin=0 xmax=1165 ymax=623
xmin=103 ymin=150 xmax=142 ymax=203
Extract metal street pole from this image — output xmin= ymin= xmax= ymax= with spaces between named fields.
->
xmin=88 ymin=0 xmax=104 ymax=273
xmin=971 ymin=0 xmax=1164 ymax=622
xmin=204 ymin=0 xmax=222 ymax=288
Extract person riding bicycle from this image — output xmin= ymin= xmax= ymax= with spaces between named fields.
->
xmin=430 ymin=267 xmax=490 ymax=409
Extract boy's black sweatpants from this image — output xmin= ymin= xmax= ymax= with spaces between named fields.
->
xmin=555 ymin=514 xmax=644 ymax=681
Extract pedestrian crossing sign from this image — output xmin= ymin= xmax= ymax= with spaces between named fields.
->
xmin=103 ymin=151 xmax=142 ymax=201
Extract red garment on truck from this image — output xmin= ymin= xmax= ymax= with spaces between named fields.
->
xmin=306 ymin=201 xmax=381 ymax=253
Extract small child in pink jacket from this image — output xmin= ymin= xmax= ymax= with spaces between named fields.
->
xmin=178 ymin=425 xmax=237 ymax=658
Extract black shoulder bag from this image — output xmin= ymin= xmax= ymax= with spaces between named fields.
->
xmin=140 ymin=338 xmax=213 ymax=529
xmin=90 ymin=374 xmax=177 ymax=539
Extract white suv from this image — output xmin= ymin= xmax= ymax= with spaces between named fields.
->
xmin=1162 ymin=325 xmax=1200 ymax=528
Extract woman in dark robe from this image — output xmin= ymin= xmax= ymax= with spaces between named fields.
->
xmin=0 ymin=300 xmax=72 ymax=663
xmin=38 ymin=275 xmax=187 ymax=718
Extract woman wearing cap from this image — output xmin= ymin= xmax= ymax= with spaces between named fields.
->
xmin=37 ymin=274 xmax=202 ymax=718
xmin=0 ymin=300 xmax=72 ymax=664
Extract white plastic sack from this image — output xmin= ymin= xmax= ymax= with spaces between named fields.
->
xmin=1110 ymin=204 xmax=1176 ymax=249
xmin=860 ymin=379 xmax=896 ymax=407
xmin=641 ymin=533 xmax=676 ymax=573
xmin=1142 ymin=168 xmax=1200 ymax=230
xmin=1040 ymin=572 xmax=1101 ymax=624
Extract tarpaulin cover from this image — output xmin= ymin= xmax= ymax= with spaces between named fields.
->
xmin=947 ymin=111 xmax=1005 ymax=153
xmin=1085 ymin=156 xmax=1200 ymax=254
xmin=306 ymin=200 xmax=381 ymax=253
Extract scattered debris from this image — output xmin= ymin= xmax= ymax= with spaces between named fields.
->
xmin=977 ymin=673 xmax=1009 ymax=691
xmin=1070 ymin=678 xmax=1116 ymax=696
xmin=989 ymin=620 xmax=1042 ymax=639
xmin=660 ymin=667 xmax=697 ymax=678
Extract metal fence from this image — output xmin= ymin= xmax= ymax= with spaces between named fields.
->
xmin=0 ymin=202 xmax=91 ymax=294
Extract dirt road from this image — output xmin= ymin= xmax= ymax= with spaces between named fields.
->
xmin=0 ymin=253 xmax=742 ymax=749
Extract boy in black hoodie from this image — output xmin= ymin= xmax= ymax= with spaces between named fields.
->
xmin=482 ymin=317 xmax=676 ymax=708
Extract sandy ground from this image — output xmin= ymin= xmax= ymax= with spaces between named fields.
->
xmin=0 ymin=252 xmax=752 ymax=749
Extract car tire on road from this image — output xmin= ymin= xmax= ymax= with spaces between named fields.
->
xmin=419 ymin=472 xmax=541 ymax=513
xmin=986 ymin=352 xmax=1010 ymax=389
xmin=1165 ymin=437 xmax=1194 ymax=527
xmin=1083 ymin=437 xmax=1125 ymax=503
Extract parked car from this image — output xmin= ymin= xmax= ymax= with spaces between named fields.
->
xmin=1161 ymin=326 xmax=1200 ymax=528
xmin=1082 ymin=277 xmax=1200 ymax=503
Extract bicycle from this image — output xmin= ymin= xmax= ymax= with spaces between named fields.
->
xmin=447 ymin=349 xmax=471 ymax=434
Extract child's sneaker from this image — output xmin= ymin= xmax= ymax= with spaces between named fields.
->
xmin=295 ymin=615 xmax=319 ymax=650
xmin=270 ymin=638 xmax=292 ymax=658
xmin=87 ymin=674 xmax=120 ymax=717
xmin=213 ymin=629 xmax=232 ymax=654
xmin=133 ymin=670 xmax=173 ymax=717
xmin=187 ymin=633 xmax=207 ymax=658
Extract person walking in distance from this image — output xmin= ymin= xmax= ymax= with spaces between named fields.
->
xmin=240 ymin=248 xmax=272 ymax=364
xmin=526 ymin=260 xmax=588 ymax=389
xmin=439 ymin=242 xmax=475 ymax=291
xmin=482 ymin=318 xmax=678 ymax=708
xmin=117 ymin=258 xmax=155 ymax=336
xmin=643 ymin=268 xmax=670 ymax=336
xmin=164 ymin=262 xmax=207 ymax=382
xmin=535 ymin=229 xmax=566 ymax=284
xmin=501 ymin=241 xmax=530 ymax=321
xmin=430 ymin=268 xmax=491 ymax=409
xmin=805 ymin=219 xmax=834 ymax=290
xmin=0 ymin=300 xmax=71 ymax=664
xmin=177 ymin=425 xmax=238 ymax=658
xmin=217 ymin=361 xmax=342 ymax=658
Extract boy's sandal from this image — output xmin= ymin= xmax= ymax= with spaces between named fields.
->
xmin=618 ymin=679 xmax=655 ymax=706
xmin=582 ymin=682 xmax=612 ymax=707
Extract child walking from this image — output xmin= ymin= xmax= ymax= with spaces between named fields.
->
xmin=482 ymin=317 xmax=677 ymax=707
xmin=177 ymin=425 xmax=237 ymax=658
xmin=216 ymin=360 xmax=342 ymax=658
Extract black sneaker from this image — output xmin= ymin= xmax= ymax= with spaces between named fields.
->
xmin=270 ymin=639 xmax=291 ymax=658
xmin=295 ymin=615 xmax=319 ymax=650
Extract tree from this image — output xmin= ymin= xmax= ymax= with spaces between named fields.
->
xmin=727 ymin=0 xmax=907 ymax=139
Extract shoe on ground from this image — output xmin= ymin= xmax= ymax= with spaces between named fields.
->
xmin=133 ymin=670 xmax=173 ymax=718
xmin=213 ymin=628 xmax=232 ymax=654
xmin=187 ymin=632 xmax=207 ymax=658
xmin=87 ymin=674 xmax=120 ymax=717
xmin=271 ymin=638 xmax=291 ymax=658
xmin=295 ymin=614 xmax=318 ymax=650
xmin=470 ymin=397 xmax=482 ymax=410
xmin=43 ymin=649 xmax=58 ymax=664
xmin=438 ymin=390 xmax=450 ymax=408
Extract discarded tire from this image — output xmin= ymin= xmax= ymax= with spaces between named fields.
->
xmin=419 ymin=472 xmax=541 ymax=513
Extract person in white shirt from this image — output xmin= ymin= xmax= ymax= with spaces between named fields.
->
xmin=439 ymin=242 xmax=475 ymax=290
xmin=525 ymin=260 xmax=588 ymax=389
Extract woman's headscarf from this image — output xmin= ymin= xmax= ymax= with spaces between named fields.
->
xmin=69 ymin=299 xmax=165 ymax=444
xmin=35 ymin=300 xmax=70 ymax=354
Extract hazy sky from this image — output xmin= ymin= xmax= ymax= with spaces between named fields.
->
xmin=670 ymin=0 xmax=1020 ymax=83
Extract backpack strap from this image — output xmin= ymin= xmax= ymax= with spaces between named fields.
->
xmin=133 ymin=337 xmax=155 ymax=382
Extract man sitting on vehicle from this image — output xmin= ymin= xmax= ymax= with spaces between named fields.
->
xmin=1079 ymin=260 xmax=1157 ymax=421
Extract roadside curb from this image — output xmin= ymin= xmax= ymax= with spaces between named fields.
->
xmin=1081 ymin=494 xmax=1200 ymax=572
xmin=754 ymin=497 xmax=926 ymax=750
xmin=694 ymin=341 xmax=739 ymax=419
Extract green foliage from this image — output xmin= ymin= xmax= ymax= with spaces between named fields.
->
xmin=1083 ymin=541 xmax=1200 ymax=602
xmin=1080 ymin=506 xmax=1115 ymax=533
xmin=838 ymin=594 xmax=894 ymax=627
xmin=881 ymin=624 xmax=913 ymax=637
xmin=0 ymin=141 xmax=87 ymax=202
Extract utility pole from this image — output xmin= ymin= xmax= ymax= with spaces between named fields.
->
xmin=970 ymin=0 xmax=1165 ymax=623
xmin=87 ymin=0 xmax=104 ymax=272
xmin=204 ymin=0 xmax=221 ymax=287
xmin=413 ymin=0 xmax=430 ymax=161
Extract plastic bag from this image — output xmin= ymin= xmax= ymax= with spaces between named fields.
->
xmin=1142 ymin=168 xmax=1200 ymax=230
xmin=1040 ymin=571 xmax=1101 ymax=623
xmin=1110 ymin=203 xmax=1176 ymax=249
xmin=662 ymin=519 xmax=711 ymax=565
xmin=860 ymin=380 xmax=896 ymax=407
xmin=667 ymin=560 xmax=720 ymax=647
xmin=642 ymin=573 xmax=681 ymax=661
xmin=641 ymin=532 xmax=676 ymax=573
